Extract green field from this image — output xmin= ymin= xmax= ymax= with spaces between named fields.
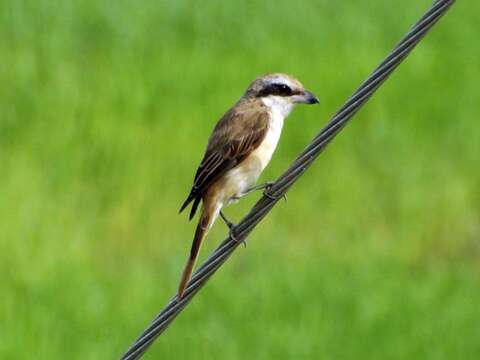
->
xmin=1 ymin=0 xmax=479 ymax=359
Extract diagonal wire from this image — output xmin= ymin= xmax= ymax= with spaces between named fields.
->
xmin=120 ymin=1 xmax=456 ymax=358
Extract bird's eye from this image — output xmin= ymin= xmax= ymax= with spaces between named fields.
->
xmin=257 ymin=83 xmax=293 ymax=97
xmin=273 ymin=83 xmax=292 ymax=96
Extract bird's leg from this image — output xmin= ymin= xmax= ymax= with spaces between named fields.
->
xmin=220 ymin=211 xmax=246 ymax=248
xmin=220 ymin=210 xmax=235 ymax=229
xmin=240 ymin=181 xmax=287 ymax=202
xmin=245 ymin=181 xmax=287 ymax=202
xmin=243 ymin=181 xmax=274 ymax=195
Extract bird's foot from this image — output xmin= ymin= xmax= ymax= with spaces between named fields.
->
xmin=263 ymin=182 xmax=287 ymax=202
xmin=241 ymin=181 xmax=273 ymax=197
xmin=220 ymin=211 xmax=246 ymax=248
xmin=246 ymin=181 xmax=274 ymax=193
xmin=229 ymin=227 xmax=247 ymax=248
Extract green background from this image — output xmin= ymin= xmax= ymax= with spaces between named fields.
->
xmin=1 ymin=0 xmax=479 ymax=359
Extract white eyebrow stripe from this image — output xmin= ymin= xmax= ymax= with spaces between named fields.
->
xmin=269 ymin=76 xmax=294 ymax=88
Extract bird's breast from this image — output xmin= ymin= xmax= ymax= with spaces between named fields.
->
xmin=250 ymin=113 xmax=284 ymax=171
xmin=216 ymin=112 xmax=284 ymax=204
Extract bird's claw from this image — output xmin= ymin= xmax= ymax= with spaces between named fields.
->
xmin=220 ymin=211 xmax=247 ymax=248
xmin=229 ymin=227 xmax=247 ymax=248
xmin=263 ymin=183 xmax=287 ymax=202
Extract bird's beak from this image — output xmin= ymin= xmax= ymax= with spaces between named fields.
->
xmin=294 ymin=90 xmax=320 ymax=104
xmin=304 ymin=90 xmax=320 ymax=104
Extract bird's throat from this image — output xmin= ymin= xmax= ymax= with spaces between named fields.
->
xmin=262 ymin=96 xmax=294 ymax=118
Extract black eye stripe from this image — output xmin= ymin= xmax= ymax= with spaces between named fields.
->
xmin=258 ymin=83 xmax=293 ymax=97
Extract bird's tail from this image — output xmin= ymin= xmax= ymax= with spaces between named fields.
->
xmin=178 ymin=200 xmax=218 ymax=299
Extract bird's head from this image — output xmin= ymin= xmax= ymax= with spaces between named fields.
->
xmin=244 ymin=73 xmax=319 ymax=116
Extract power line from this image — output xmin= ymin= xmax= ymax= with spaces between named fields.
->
xmin=120 ymin=1 xmax=456 ymax=358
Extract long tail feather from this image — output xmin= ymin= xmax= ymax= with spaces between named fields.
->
xmin=178 ymin=208 xmax=212 ymax=299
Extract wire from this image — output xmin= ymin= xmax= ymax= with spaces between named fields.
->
xmin=120 ymin=1 xmax=456 ymax=358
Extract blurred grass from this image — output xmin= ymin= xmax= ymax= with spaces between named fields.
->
xmin=1 ymin=0 xmax=479 ymax=359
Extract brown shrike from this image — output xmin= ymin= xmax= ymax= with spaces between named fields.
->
xmin=178 ymin=73 xmax=319 ymax=298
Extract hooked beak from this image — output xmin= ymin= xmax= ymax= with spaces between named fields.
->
xmin=294 ymin=90 xmax=320 ymax=104
xmin=304 ymin=90 xmax=320 ymax=104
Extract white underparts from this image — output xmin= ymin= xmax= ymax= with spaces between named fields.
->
xmin=213 ymin=96 xmax=295 ymax=208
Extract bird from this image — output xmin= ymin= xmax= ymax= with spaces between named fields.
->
xmin=177 ymin=73 xmax=319 ymax=298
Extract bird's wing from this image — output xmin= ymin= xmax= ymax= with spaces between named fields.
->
xmin=180 ymin=104 xmax=270 ymax=219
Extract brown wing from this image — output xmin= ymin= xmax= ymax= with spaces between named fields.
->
xmin=180 ymin=103 xmax=269 ymax=219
